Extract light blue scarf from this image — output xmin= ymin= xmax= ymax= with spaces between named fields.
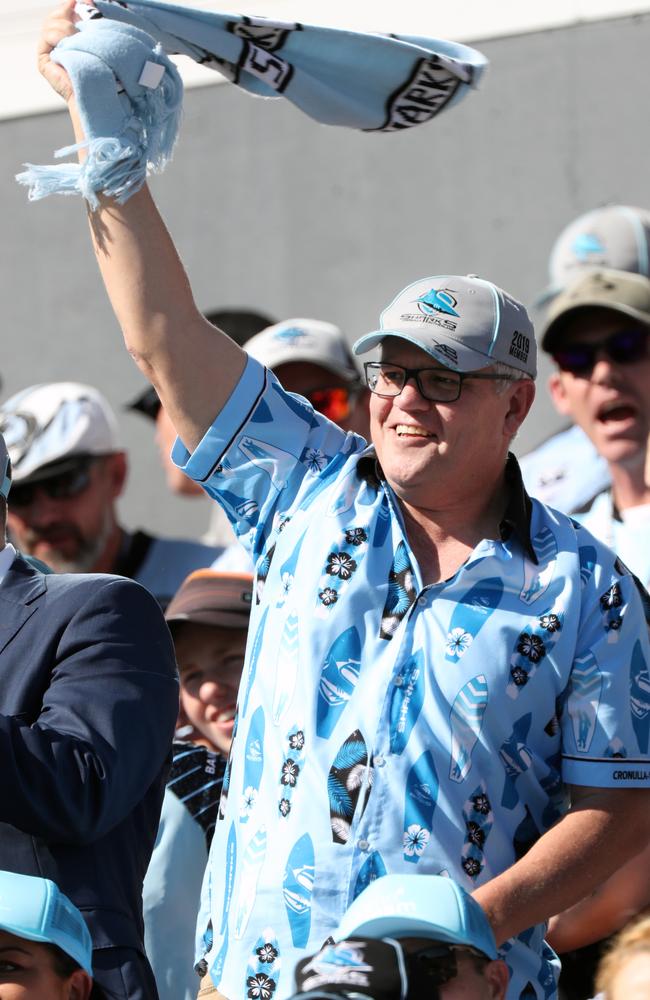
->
xmin=18 ymin=0 xmax=486 ymax=206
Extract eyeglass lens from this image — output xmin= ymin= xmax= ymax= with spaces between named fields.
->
xmin=9 ymin=464 xmax=94 ymax=508
xmin=365 ymin=363 xmax=462 ymax=402
xmin=553 ymin=327 xmax=649 ymax=374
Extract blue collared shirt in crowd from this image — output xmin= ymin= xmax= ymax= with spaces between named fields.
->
xmin=173 ymin=357 xmax=650 ymax=1000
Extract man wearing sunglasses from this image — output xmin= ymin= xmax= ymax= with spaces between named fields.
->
xmin=244 ymin=319 xmax=370 ymax=438
xmin=543 ymin=268 xmax=650 ymax=589
xmin=0 ymin=381 xmax=223 ymax=607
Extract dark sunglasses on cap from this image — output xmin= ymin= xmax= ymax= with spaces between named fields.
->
xmin=304 ymin=385 xmax=360 ymax=423
xmin=9 ymin=459 xmax=97 ymax=509
xmin=552 ymin=326 xmax=649 ymax=375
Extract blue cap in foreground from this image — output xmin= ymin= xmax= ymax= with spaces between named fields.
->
xmin=335 ymin=874 xmax=498 ymax=960
xmin=0 ymin=870 xmax=93 ymax=976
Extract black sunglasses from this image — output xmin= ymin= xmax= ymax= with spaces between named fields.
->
xmin=552 ymin=327 xmax=649 ymax=375
xmin=10 ymin=460 xmax=97 ymax=509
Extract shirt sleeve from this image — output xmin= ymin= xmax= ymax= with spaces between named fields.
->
xmin=172 ymin=356 xmax=365 ymax=561
xmin=561 ymin=562 xmax=650 ymax=789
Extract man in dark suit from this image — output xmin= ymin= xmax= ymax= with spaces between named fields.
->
xmin=0 ymin=432 xmax=179 ymax=999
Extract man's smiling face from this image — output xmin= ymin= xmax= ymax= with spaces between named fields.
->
xmin=369 ymin=338 xmax=528 ymax=511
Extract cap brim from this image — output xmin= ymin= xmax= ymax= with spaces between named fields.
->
xmin=11 ymin=454 xmax=98 ymax=486
xmin=252 ymin=346 xmax=359 ymax=382
xmin=541 ymin=301 xmax=650 ymax=351
xmin=352 ymin=330 xmax=493 ymax=372
xmin=336 ymin=916 xmax=496 ymax=960
xmin=166 ymin=610 xmax=250 ymax=630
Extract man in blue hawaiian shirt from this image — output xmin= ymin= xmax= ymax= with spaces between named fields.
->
xmin=38 ymin=12 xmax=650 ymax=999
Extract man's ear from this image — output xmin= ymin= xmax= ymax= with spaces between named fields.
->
xmin=105 ymin=451 xmax=128 ymax=501
xmin=504 ymin=378 xmax=536 ymax=440
xmin=547 ymin=371 xmax=573 ymax=417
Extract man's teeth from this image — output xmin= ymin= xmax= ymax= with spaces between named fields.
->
xmin=217 ymin=709 xmax=235 ymax=723
xmin=396 ymin=424 xmax=431 ymax=437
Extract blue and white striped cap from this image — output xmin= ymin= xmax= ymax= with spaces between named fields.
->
xmin=353 ymin=274 xmax=536 ymax=377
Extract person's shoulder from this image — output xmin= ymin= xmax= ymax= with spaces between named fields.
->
xmin=519 ymin=424 xmax=609 ymax=512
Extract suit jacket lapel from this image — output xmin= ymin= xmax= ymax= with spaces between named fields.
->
xmin=0 ymin=553 xmax=47 ymax=655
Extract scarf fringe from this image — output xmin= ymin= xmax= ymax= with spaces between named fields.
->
xmin=17 ymin=42 xmax=182 ymax=209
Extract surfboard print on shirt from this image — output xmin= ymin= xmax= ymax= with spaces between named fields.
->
xmin=283 ymin=833 xmax=315 ymax=948
xmin=240 ymin=706 xmax=265 ymax=823
xmin=233 ymin=825 xmax=267 ymax=939
xmin=630 ymin=639 xmax=650 ymax=753
xmin=390 ymin=649 xmax=425 ymax=755
xmin=403 ymin=749 xmax=438 ymax=864
xmin=567 ymin=650 xmax=602 ymax=753
xmin=241 ymin=607 xmax=269 ymax=717
xmin=244 ymin=928 xmax=281 ymax=1000
xmin=316 ymin=626 xmax=362 ymax=739
xmin=449 ymin=675 xmax=488 ymax=783
xmin=328 ymin=729 xmax=372 ymax=843
xmin=445 ymin=578 xmax=503 ymax=662
xmin=353 ymin=850 xmax=387 ymax=899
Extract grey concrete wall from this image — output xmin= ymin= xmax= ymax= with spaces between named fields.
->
xmin=2 ymin=13 xmax=650 ymax=539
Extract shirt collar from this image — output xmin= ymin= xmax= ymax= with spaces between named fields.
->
xmin=357 ymin=451 xmax=537 ymax=564
xmin=500 ymin=453 xmax=537 ymax=564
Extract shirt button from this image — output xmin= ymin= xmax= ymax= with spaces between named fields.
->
xmin=374 ymin=756 xmax=385 ymax=768
xmin=357 ymin=839 xmax=370 ymax=852
xmin=418 ymin=595 xmax=427 ymax=607
xmin=394 ymin=675 xmax=404 ymax=687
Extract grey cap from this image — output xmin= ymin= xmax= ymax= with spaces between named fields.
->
xmin=539 ymin=205 xmax=650 ymax=304
xmin=541 ymin=268 xmax=650 ymax=351
xmin=0 ymin=382 xmax=120 ymax=484
xmin=353 ymin=274 xmax=536 ymax=377
xmin=245 ymin=319 xmax=360 ymax=382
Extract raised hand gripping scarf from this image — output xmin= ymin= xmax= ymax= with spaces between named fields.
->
xmin=18 ymin=0 xmax=486 ymax=207
xmin=17 ymin=18 xmax=183 ymax=207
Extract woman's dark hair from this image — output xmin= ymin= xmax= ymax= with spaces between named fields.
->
xmin=44 ymin=943 xmax=104 ymax=999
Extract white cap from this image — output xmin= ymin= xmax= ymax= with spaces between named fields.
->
xmin=245 ymin=319 xmax=360 ymax=382
xmin=0 ymin=382 xmax=121 ymax=483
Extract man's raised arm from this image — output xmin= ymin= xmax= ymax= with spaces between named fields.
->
xmin=38 ymin=1 xmax=246 ymax=451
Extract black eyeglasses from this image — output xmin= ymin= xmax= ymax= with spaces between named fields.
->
xmin=363 ymin=362 xmax=519 ymax=403
xmin=552 ymin=327 xmax=649 ymax=375
xmin=10 ymin=460 xmax=97 ymax=509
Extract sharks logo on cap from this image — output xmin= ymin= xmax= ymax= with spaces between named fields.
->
xmin=416 ymin=288 xmax=460 ymax=318
xmin=274 ymin=326 xmax=311 ymax=345
xmin=571 ymin=232 xmax=605 ymax=261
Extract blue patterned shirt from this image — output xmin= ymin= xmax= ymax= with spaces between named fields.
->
xmin=173 ymin=358 xmax=650 ymax=1000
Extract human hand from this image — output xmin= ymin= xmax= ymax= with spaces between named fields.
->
xmin=37 ymin=0 xmax=93 ymax=103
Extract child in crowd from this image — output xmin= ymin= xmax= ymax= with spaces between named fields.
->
xmin=0 ymin=869 xmax=96 ymax=1000
xmin=143 ymin=570 xmax=253 ymax=1000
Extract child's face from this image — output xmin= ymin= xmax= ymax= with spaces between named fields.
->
xmin=174 ymin=623 xmax=247 ymax=755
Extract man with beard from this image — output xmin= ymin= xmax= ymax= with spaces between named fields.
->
xmin=0 ymin=381 xmax=224 ymax=606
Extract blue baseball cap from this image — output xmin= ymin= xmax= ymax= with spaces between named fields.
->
xmin=335 ymin=875 xmax=497 ymax=960
xmin=0 ymin=871 xmax=93 ymax=976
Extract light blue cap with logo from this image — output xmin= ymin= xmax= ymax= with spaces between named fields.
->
xmin=335 ymin=874 xmax=498 ymax=960
xmin=0 ymin=870 xmax=93 ymax=975
xmin=353 ymin=274 xmax=536 ymax=378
